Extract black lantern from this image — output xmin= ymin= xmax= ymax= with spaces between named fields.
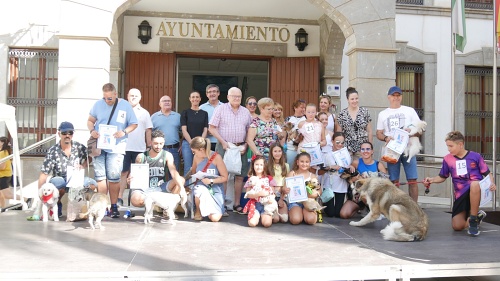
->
xmin=138 ymin=20 xmax=152 ymax=44
xmin=295 ymin=28 xmax=308 ymax=51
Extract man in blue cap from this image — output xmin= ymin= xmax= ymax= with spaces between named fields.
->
xmin=376 ymin=86 xmax=423 ymax=202
xmin=35 ymin=121 xmax=97 ymax=218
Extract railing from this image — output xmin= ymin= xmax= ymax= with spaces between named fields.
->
xmin=396 ymin=0 xmax=423 ymax=5
xmin=0 ymin=135 xmax=56 ymax=164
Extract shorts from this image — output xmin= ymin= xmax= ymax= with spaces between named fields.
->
xmin=131 ymin=180 xmax=172 ymax=196
xmin=452 ymin=189 xmax=471 ymax=219
xmin=122 ymin=151 xmax=141 ymax=173
xmin=288 ymin=202 xmax=304 ymax=211
xmin=0 ymin=176 xmax=12 ymax=190
xmin=93 ymin=151 xmax=124 ymax=182
xmin=387 ymin=154 xmax=418 ymax=181
xmin=49 ymin=176 xmax=98 ymax=192
xmin=215 ymin=142 xmax=249 ymax=177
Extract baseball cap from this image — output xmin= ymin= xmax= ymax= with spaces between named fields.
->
xmin=387 ymin=86 xmax=402 ymax=96
xmin=58 ymin=121 xmax=74 ymax=132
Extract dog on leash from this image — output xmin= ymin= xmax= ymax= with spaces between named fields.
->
xmin=38 ymin=183 xmax=60 ymax=222
xmin=79 ymin=189 xmax=110 ymax=230
xmin=349 ymin=178 xmax=428 ymax=241
xmin=403 ymin=120 xmax=427 ymax=162
xmin=144 ymin=192 xmax=184 ymax=225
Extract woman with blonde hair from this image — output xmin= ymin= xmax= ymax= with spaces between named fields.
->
xmin=272 ymin=102 xmax=285 ymax=127
xmin=318 ymin=95 xmax=339 ymax=132
xmin=188 ymin=137 xmax=228 ymax=222
xmin=245 ymin=96 xmax=259 ymax=119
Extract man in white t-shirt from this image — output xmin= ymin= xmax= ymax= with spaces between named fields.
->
xmin=118 ymin=88 xmax=153 ymax=206
xmin=376 ymin=86 xmax=422 ymax=202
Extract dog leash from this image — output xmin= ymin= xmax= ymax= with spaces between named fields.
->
xmin=184 ymin=152 xmax=218 ymax=188
xmin=394 ymin=180 xmax=430 ymax=195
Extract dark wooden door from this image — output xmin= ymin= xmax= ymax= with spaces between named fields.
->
xmin=125 ymin=52 xmax=176 ymax=114
xmin=269 ymin=57 xmax=320 ymax=117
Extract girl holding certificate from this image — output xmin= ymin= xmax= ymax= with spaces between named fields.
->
xmin=297 ymin=104 xmax=326 ymax=152
xmin=321 ymin=132 xmax=355 ymax=218
xmin=284 ymin=152 xmax=321 ymax=225
xmin=424 ymin=131 xmax=496 ymax=236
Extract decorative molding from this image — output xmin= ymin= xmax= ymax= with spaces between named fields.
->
xmin=345 ymin=47 xmax=399 ymax=56
xmin=57 ymin=35 xmax=114 ymax=46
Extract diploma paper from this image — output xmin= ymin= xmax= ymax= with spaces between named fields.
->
xmin=479 ymin=176 xmax=493 ymax=207
xmin=332 ymin=147 xmax=352 ymax=168
xmin=387 ymin=128 xmax=409 ymax=155
xmin=97 ymin=124 xmax=117 ymax=150
xmin=130 ymin=164 xmax=149 ymax=191
xmin=286 ymin=175 xmax=308 ymax=203
xmin=66 ymin=166 xmax=84 ymax=188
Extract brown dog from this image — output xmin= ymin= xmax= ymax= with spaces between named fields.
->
xmin=349 ymin=178 xmax=428 ymax=242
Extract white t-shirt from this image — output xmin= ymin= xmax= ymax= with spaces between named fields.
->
xmin=376 ymin=105 xmax=421 ymax=136
xmin=126 ymin=105 xmax=153 ymax=152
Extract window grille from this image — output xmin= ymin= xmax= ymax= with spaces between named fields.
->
xmin=465 ymin=0 xmax=493 ymax=10
xmin=464 ymin=67 xmax=500 ymax=160
xmin=8 ymin=49 xmax=58 ymax=155
xmin=396 ymin=64 xmax=424 ymax=119
xmin=396 ymin=0 xmax=423 ymax=5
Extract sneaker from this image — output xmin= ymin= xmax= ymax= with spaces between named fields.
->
xmin=57 ymin=202 xmax=63 ymax=218
xmin=468 ymin=215 xmax=480 ymax=236
xmin=117 ymin=198 xmax=124 ymax=207
xmin=477 ymin=210 xmax=487 ymax=225
xmin=222 ymin=207 xmax=229 ymax=217
xmin=111 ymin=205 xmax=120 ymax=219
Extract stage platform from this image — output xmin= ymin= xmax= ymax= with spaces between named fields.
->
xmin=1 ymin=206 xmax=499 ymax=281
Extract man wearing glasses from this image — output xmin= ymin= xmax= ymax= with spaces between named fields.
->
xmin=200 ymin=84 xmax=223 ymax=151
xmin=209 ymin=87 xmax=252 ymax=214
xmin=88 ymin=83 xmax=138 ymax=218
xmin=36 ymin=121 xmax=97 ymax=218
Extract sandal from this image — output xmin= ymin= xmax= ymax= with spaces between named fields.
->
xmin=26 ymin=215 xmax=40 ymax=221
xmin=194 ymin=213 xmax=202 ymax=221
xmin=232 ymin=205 xmax=244 ymax=213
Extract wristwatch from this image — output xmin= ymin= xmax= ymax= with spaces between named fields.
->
xmin=210 ymin=179 xmax=214 ymax=185
xmin=122 ymin=129 xmax=127 ymax=135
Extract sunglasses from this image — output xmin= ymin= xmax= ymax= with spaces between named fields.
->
xmin=103 ymin=97 xmax=113 ymax=101
xmin=247 ymin=102 xmax=257 ymax=106
xmin=335 ymin=141 xmax=344 ymax=145
xmin=360 ymin=148 xmax=372 ymax=152
xmin=61 ymin=131 xmax=74 ymax=135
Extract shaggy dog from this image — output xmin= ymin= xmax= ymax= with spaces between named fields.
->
xmin=245 ymin=176 xmax=280 ymax=217
xmin=403 ymin=120 xmax=427 ymax=162
xmin=144 ymin=192 xmax=183 ymax=225
xmin=38 ymin=183 xmax=60 ymax=222
xmin=349 ymin=178 xmax=428 ymax=242
xmin=79 ymin=189 xmax=110 ymax=230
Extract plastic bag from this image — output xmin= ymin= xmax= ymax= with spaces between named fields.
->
xmin=66 ymin=186 xmax=88 ymax=222
xmin=380 ymin=145 xmax=400 ymax=164
xmin=223 ymin=142 xmax=242 ymax=175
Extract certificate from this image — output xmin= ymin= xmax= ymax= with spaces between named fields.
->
xmin=479 ymin=176 xmax=493 ymax=207
xmin=302 ymin=142 xmax=324 ymax=166
xmin=130 ymin=164 xmax=149 ymax=191
xmin=66 ymin=166 xmax=84 ymax=188
xmin=285 ymin=175 xmax=308 ymax=203
xmin=387 ymin=128 xmax=409 ymax=155
xmin=97 ymin=124 xmax=117 ymax=150
xmin=332 ymin=147 xmax=351 ymax=168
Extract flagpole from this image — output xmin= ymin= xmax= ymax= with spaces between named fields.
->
xmin=451 ymin=27 xmax=456 ymax=211
xmin=492 ymin=0 xmax=497 ymax=211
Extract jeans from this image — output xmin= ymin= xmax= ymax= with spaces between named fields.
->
xmin=181 ymin=140 xmax=193 ymax=176
xmin=50 ymin=176 xmax=98 ymax=192
xmin=164 ymin=147 xmax=180 ymax=173
xmin=93 ymin=151 xmax=124 ymax=182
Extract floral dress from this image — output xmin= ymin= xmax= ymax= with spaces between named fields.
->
xmin=337 ymin=107 xmax=372 ymax=154
xmin=250 ymin=116 xmax=280 ymax=159
xmin=242 ymin=175 xmax=277 ymax=220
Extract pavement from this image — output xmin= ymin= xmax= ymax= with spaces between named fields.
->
xmin=1 ymin=206 xmax=500 ymax=281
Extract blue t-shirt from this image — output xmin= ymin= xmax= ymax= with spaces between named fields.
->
xmin=200 ymin=101 xmax=223 ymax=144
xmin=89 ymin=98 xmax=138 ymax=154
xmin=151 ymin=111 xmax=181 ymax=145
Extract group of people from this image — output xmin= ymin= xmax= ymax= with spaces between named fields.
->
xmin=0 ymin=83 xmax=496 ymax=236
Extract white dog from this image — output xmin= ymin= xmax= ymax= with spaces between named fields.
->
xmin=403 ymin=120 xmax=427 ymax=163
xmin=244 ymin=176 xmax=280 ymax=217
xmin=38 ymin=183 xmax=60 ymax=222
xmin=144 ymin=192 xmax=185 ymax=225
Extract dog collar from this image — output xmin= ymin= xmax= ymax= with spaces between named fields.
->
xmin=42 ymin=194 xmax=53 ymax=203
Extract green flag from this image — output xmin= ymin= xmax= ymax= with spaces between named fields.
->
xmin=452 ymin=0 xmax=466 ymax=52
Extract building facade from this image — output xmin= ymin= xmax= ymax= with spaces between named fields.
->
xmin=1 ymin=0 xmax=498 ymax=162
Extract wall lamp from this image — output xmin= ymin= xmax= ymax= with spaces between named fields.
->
xmin=295 ymin=28 xmax=308 ymax=51
xmin=138 ymin=20 xmax=152 ymax=44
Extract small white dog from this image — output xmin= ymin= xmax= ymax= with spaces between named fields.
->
xmin=144 ymin=192 xmax=185 ymax=225
xmin=38 ymin=183 xmax=60 ymax=222
xmin=244 ymin=176 xmax=280 ymax=217
xmin=403 ymin=120 xmax=427 ymax=163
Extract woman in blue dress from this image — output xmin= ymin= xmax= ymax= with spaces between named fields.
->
xmin=188 ymin=136 xmax=228 ymax=222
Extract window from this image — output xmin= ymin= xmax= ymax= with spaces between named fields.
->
xmin=465 ymin=0 xmax=493 ymax=10
xmin=464 ymin=67 xmax=500 ymax=160
xmin=8 ymin=49 xmax=58 ymax=155
xmin=396 ymin=64 xmax=424 ymax=119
